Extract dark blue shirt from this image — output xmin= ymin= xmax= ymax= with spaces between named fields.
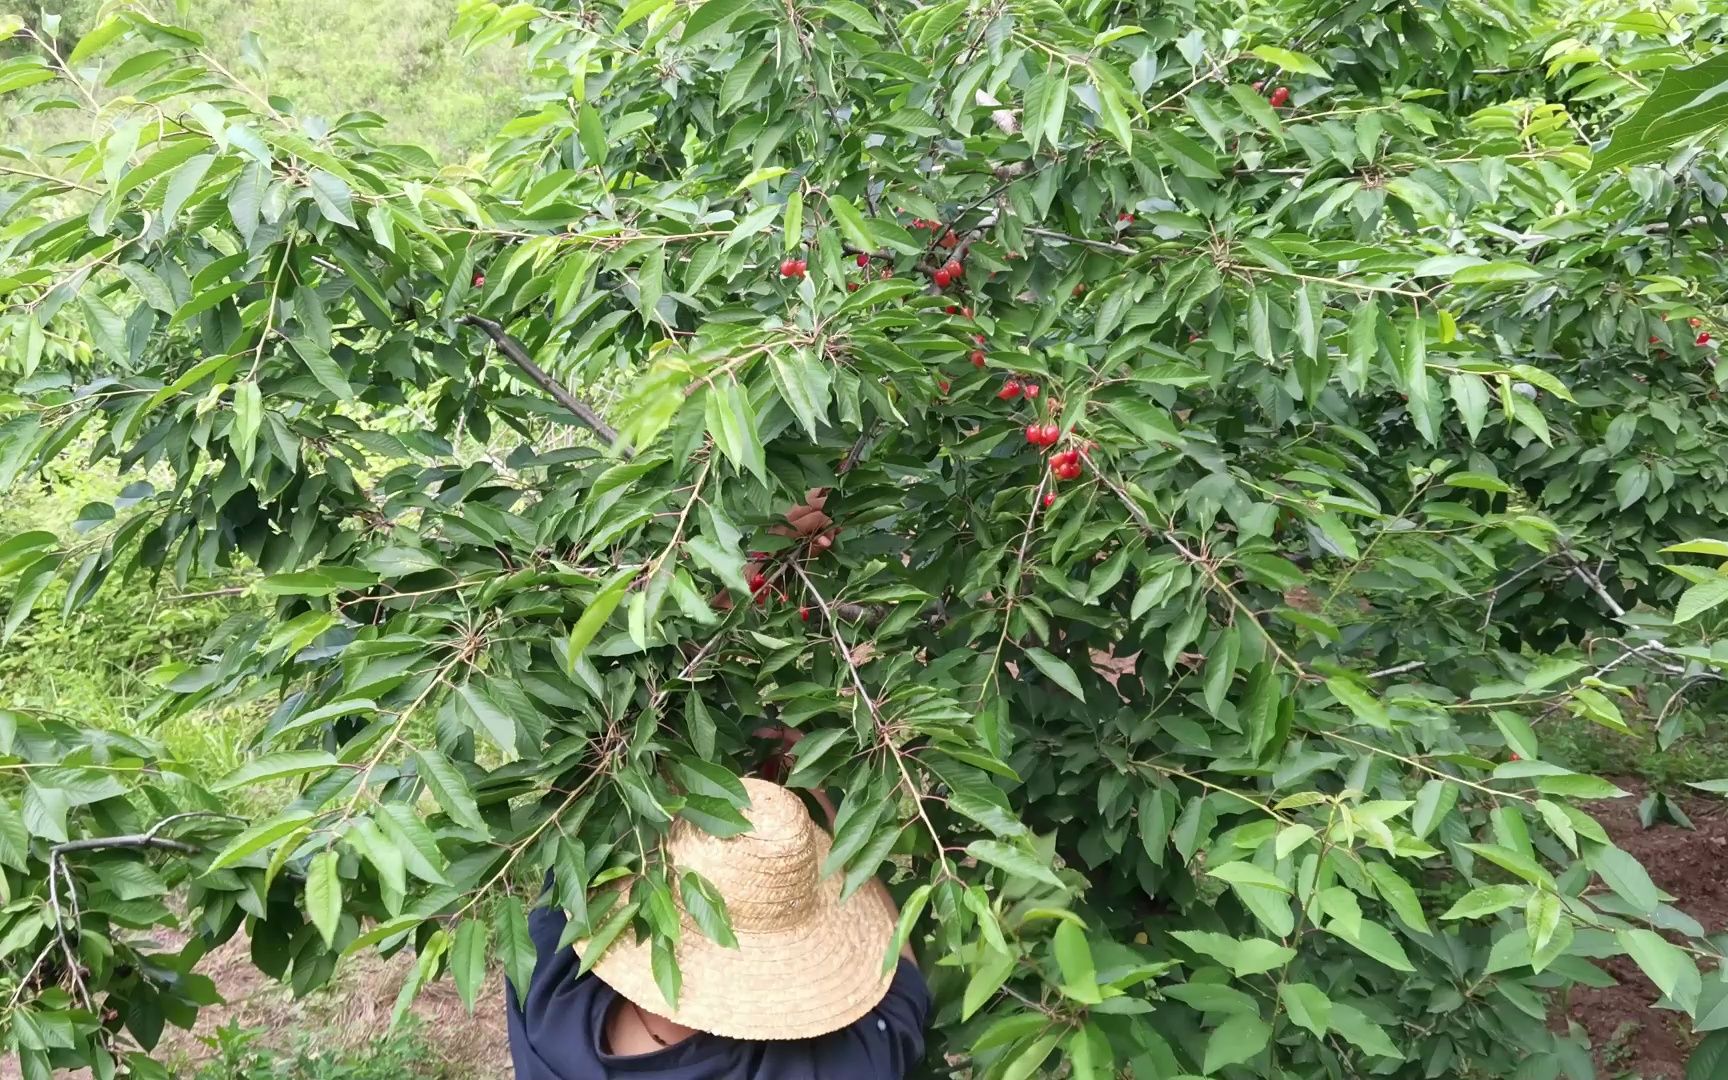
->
xmin=506 ymin=898 xmax=932 ymax=1079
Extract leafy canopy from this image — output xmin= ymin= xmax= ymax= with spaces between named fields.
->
xmin=7 ymin=0 xmax=1728 ymax=1077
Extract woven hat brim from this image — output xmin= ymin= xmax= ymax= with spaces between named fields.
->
xmin=582 ymin=829 xmax=899 ymax=1040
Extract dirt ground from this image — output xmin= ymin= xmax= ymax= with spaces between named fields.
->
xmin=1 ymin=932 xmax=512 ymax=1080
xmin=1561 ymin=781 xmax=1728 ymax=1080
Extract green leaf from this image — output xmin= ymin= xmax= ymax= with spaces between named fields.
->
xmin=207 ymin=811 xmax=315 ymax=870
xmin=1053 ymin=920 xmax=1101 ymax=1003
xmin=1589 ymin=52 xmax=1728 ymax=175
xmin=826 ymin=194 xmax=875 ymax=251
xmin=1364 ymin=862 xmax=1430 ymax=934
xmin=1589 ymin=844 xmax=1660 ymax=914
xmin=1451 ymin=261 xmax=1544 ymax=285
xmin=767 ymin=348 xmax=832 ymax=439
xmin=210 ymin=751 xmax=338 ymax=792
xmin=1618 ymin=928 xmax=1700 ymax=1009
xmin=1442 ymin=883 xmax=1527 ymax=920
xmin=452 ymin=919 xmax=487 ymax=1009
xmin=966 ymin=840 xmax=1063 ymax=889
xmin=1023 ymin=647 xmax=1085 ymax=701
xmin=411 ymin=749 xmax=486 ymax=832
xmin=1675 ymin=577 xmax=1728 ymax=624
xmin=1207 ymin=861 xmax=1290 ymax=894
xmin=497 ymin=897 xmax=537 ymax=1007
xmin=565 ymin=567 xmax=639 ymax=671
xmin=307 ymin=169 xmax=358 ymax=227
xmin=1326 ymin=677 xmax=1389 ymax=729
xmin=1203 ymin=1013 xmax=1270 ymax=1073
xmin=682 ymin=0 xmax=752 ymax=45
xmin=1250 ymin=45 xmax=1329 ymax=76
xmin=1328 ymin=1002 xmax=1401 ymax=1059
xmin=1280 ymin=982 xmax=1331 ymax=1036
xmin=681 ymin=871 xmax=739 ymax=948
xmin=304 ymin=849 xmax=342 ymax=948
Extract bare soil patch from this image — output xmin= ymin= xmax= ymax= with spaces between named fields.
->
xmin=2 ymin=931 xmax=511 ymax=1079
xmin=1560 ymin=781 xmax=1728 ymax=1079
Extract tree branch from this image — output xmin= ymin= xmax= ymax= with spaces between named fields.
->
xmin=460 ymin=314 xmax=625 ymax=451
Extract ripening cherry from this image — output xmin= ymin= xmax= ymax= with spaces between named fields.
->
xmin=961 ymin=306 xmax=973 ymax=318
xmin=973 ymin=333 xmax=986 ymax=345
xmin=940 ymin=230 xmax=958 ymax=249
xmin=1690 ymin=317 xmax=1703 ymax=328
xmin=1024 ymin=383 xmax=1041 ymax=399
xmin=971 ymin=350 xmax=987 ymax=368
xmin=1252 ymin=80 xmax=1265 ymax=92
xmin=847 ymin=282 xmax=859 ymax=292
xmin=1650 ymin=335 xmax=1660 ymax=344
xmin=472 ymin=272 xmax=486 ymax=288
xmin=938 ymin=378 xmax=951 ymax=393
xmin=1072 ymin=282 xmax=1086 ymax=296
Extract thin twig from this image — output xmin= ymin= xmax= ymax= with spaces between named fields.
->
xmin=461 ymin=315 xmax=624 ymax=450
xmin=1024 ymin=227 xmax=1134 ymax=254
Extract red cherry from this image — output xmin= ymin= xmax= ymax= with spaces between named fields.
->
xmin=1025 ymin=424 xmax=1043 ymax=445
xmin=749 ymin=551 xmax=768 ymax=560
xmin=1269 ymin=86 xmax=1290 ymax=107
xmin=747 ymin=571 xmax=767 ymax=591
xmin=1690 ymin=317 xmax=1702 ymax=328
xmin=1040 ymin=423 xmax=1061 ymax=446
xmin=1509 ymin=752 xmax=1521 ymax=761
xmin=1043 ymin=492 xmax=1057 ymax=508
xmin=940 ymin=230 xmax=958 ymax=249
xmin=971 ymin=350 xmax=987 ymax=368
xmin=1700 ymin=332 xmax=1714 ymax=345
xmin=754 ymin=590 xmax=769 ymax=607
xmin=847 ymin=282 xmax=859 ymax=292
xmin=933 ymin=268 xmax=952 ymax=288
xmin=943 ymin=258 xmax=964 ymax=279
xmin=996 ymin=379 xmax=1023 ymax=401
xmin=938 ymin=378 xmax=951 ymax=393
xmin=1023 ymin=383 xmax=1040 ymax=399
xmin=857 ymin=253 xmax=870 ymax=268
xmin=973 ymin=333 xmax=986 ymax=345
xmin=945 ymin=305 xmax=959 ymax=314
xmin=1189 ymin=333 xmax=1201 ymax=342
xmin=800 ymin=606 xmax=810 ymax=622
xmin=472 ymin=272 xmax=486 ymax=288
xmin=1118 ymin=212 xmax=1134 ymax=223
xmin=961 ymin=306 xmax=973 ymax=318
xmin=1059 ymin=462 xmax=1082 ymax=481
xmin=1649 ymin=335 xmax=1660 ymax=344
xmin=1072 ymin=283 xmax=1086 ymax=296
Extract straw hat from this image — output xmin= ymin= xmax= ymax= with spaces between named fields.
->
xmin=583 ymin=778 xmax=898 ymax=1040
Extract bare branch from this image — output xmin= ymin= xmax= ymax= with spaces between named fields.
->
xmin=460 ymin=314 xmax=625 ymax=450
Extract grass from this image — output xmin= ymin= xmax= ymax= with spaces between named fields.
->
xmin=0 ymin=461 xmax=261 ymax=790
xmin=1542 ymin=712 xmax=1728 ymax=792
